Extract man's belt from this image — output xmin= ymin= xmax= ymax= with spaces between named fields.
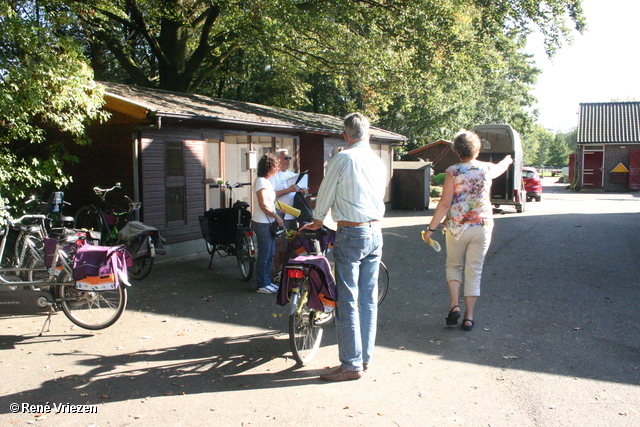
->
xmin=336 ymin=220 xmax=379 ymax=227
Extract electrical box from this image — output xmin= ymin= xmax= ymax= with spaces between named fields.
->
xmin=246 ymin=151 xmax=257 ymax=170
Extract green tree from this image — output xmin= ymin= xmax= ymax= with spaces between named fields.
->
xmin=547 ymin=133 xmax=571 ymax=166
xmin=5 ymin=0 xmax=586 ymax=173
xmin=563 ymin=127 xmax=578 ymax=152
xmin=521 ymin=125 xmax=554 ymax=165
xmin=0 ymin=1 xmax=106 ymax=219
xmin=46 ymin=1 xmax=584 ymax=105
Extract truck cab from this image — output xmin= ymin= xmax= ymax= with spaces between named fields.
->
xmin=472 ymin=124 xmax=526 ymax=213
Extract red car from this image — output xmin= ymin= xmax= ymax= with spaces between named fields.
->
xmin=522 ymin=167 xmax=542 ymax=202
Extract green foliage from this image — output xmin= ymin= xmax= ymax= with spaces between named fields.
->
xmin=0 ymin=0 xmax=586 ymax=220
xmin=41 ymin=1 xmax=584 ymax=140
xmin=0 ymin=1 xmax=107 ymax=219
xmin=521 ymin=124 xmax=574 ymax=167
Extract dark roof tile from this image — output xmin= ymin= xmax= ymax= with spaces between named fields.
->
xmin=100 ymin=81 xmax=406 ymax=142
xmin=577 ymin=102 xmax=640 ymax=143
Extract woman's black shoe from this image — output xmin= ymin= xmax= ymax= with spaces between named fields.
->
xmin=462 ymin=318 xmax=474 ymax=331
xmin=446 ymin=306 xmax=461 ymax=326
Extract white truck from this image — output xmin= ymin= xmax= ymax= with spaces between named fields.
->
xmin=472 ymin=124 xmax=526 ymax=213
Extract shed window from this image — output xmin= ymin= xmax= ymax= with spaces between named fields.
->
xmin=166 ymin=140 xmax=186 ymax=223
xmin=166 ymin=141 xmax=185 ymax=176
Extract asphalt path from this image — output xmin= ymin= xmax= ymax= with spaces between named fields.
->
xmin=1 ymin=177 xmax=639 ymax=426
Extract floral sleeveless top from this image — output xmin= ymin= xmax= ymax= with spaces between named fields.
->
xmin=444 ymin=161 xmax=494 ymax=240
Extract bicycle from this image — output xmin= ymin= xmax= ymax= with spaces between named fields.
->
xmin=74 ymin=183 xmax=140 ymax=245
xmin=1 ymin=212 xmax=129 ymax=335
xmin=199 ymin=182 xmax=256 ymax=281
xmin=0 ymin=208 xmax=49 ymax=287
xmin=9 ymin=192 xmax=76 ymax=276
xmin=75 ymin=184 xmax=164 ymax=280
xmin=279 ymin=228 xmax=389 ymax=365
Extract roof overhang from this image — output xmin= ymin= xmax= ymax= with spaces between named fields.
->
xmin=151 ymin=111 xmax=407 ymax=142
xmin=104 ymin=93 xmax=150 ymax=120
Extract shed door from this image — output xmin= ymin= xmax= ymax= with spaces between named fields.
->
xmin=630 ymin=149 xmax=640 ymax=190
xmin=583 ymin=151 xmax=603 ymax=189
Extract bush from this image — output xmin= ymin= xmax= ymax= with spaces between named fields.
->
xmin=430 ymin=186 xmax=443 ymax=197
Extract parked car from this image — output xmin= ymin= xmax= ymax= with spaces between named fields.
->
xmin=522 ymin=167 xmax=542 ymax=202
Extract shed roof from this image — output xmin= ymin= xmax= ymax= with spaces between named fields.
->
xmin=577 ymin=102 xmax=640 ymax=144
xmin=407 ymin=139 xmax=451 ymax=155
xmin=100 ymin=81 xmax=406 ymax=142
xmin=393 ymin=161 xmax=432 ymax=170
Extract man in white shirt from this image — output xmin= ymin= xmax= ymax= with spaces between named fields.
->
xmin=301 ymin=113 xmax=386 ymax=381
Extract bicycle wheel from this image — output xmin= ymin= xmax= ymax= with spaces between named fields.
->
xmin=128 ymin=256 xmax=154 ymax=280
xmin=377 ymin=261 xmax=389 ymax=307
xmin=21 ymin=242 xmax=49 ymax=284
xmin=236 ymin=232 xmax=255 ymax=281
xmin=289 ymin=279 xmax=324 ymax=365
xmin=74 ymin=206 xmax=100 ymax=232
xmin=56 ymin=270 xmax=127 ymax=330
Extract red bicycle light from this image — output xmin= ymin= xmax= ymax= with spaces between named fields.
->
xmin=287 ymin=269 xmax=304 ymax=279
xmin=246 ymin=231 xmax=254 ymax=236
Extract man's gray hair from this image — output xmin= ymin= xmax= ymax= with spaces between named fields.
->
xmin=343 ymin=113 xmax=370 ymax=140
xmin=275 ymin=148 xmax=289 ymax=156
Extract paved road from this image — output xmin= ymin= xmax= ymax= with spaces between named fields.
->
xmin=1 ymin=177 xmax=639 ymax=426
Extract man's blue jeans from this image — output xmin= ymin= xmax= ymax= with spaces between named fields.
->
xmin=333 ymin=223 xmax=383 ymax=371
xmin=252 ymin=221 xmax=275 ymax=289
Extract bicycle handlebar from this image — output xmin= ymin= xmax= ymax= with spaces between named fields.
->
xmin=8 ymin=214 xmax=48 ymax=225
xmin=93 ymin=183 xmax=122 ymax=200
xmin=24 ymin=196 xmax=70 ymax=206
xmin=209 ymin=182 xmax=251 ymax=189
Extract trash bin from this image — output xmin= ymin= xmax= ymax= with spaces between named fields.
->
xmin=392 ymin=162 xmax=431 ymax=210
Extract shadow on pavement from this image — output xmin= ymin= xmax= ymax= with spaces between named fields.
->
xmin=1 ymin=191 xmax=639 ymax=409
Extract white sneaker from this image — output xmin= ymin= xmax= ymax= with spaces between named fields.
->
xmin=257 ymin=283 xmax=278 ymax=294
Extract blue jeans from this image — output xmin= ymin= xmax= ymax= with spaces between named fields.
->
xmin=252 ymin=221 xmax=275 ymax=289
xmin=333 ymin=223 xmax=383 ymax=371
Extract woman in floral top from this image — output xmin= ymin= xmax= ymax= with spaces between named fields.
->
xmin=423 ymin=130 xmax=512 ymax=331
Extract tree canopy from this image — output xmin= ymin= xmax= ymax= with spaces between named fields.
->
xmin=0 ymin=0 xmax=586 ymax=210
xmin=0 ymin=1 xmax=106 ymax=218
xmin=49 ymin=0 xmax=585 ymax=141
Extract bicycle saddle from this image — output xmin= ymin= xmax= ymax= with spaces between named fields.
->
xmin=233 ymin=200 xmax=250 ymax=210
xmin=11 ymin=224 xmax=42 ymax=233
xmin=298 ymin=228 xmax=328 ymax=239
xmin=48 ymin=227 xmax=82 ymax=244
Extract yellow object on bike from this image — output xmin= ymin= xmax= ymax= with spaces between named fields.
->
xmin=275 ymin=201 xmax=301 ymax=218
xmin=285 ymin=229 xmax=298 ymax=241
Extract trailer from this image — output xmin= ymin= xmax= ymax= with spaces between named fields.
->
xmin=473 ymin=124 xmax=526 ymax=213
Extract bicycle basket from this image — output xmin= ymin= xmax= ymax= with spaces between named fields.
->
xmin=73 ymin=244 xmax=132 ymax=289
xmin=201 ymin=207 xmax=251 ymax=246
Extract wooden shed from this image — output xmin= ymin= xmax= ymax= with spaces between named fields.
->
xmin=66 ymin=82 xmax=406 ymax=258
xmin=407 ymin=139 xmax=456 ymax=174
